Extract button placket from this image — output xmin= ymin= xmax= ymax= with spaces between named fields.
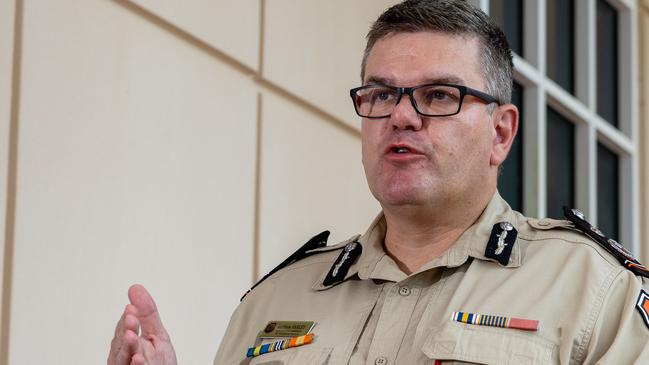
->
xmin=364 ymin=280 xmax=421 ymax=364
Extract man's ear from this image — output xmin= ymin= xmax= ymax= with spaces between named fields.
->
xmin=490 ymin=103 xmax=519 ymax=166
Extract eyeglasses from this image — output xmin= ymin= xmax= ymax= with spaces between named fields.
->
xmin=349 ymin=83 xmax=501 ymax=118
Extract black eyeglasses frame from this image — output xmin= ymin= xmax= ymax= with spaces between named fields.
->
xmin=349 ymin=83 xmax=501 ymax=119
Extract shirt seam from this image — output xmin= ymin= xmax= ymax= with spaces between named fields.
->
xmin=572 ymin=266 xmax=623 ymax=364
xmin=518 ymin=235 xmax=621 ymax=267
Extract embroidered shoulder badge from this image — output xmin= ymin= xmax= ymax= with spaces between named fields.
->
xmin=563 ymin=207 xmax=649 ymax=278
xmin=636 ymin=289 xmax=649 ymax=329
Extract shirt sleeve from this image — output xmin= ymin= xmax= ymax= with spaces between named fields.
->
xmin=581 ymin=270 xmax=649 ymax=364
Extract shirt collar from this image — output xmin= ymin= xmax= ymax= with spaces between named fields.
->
xmin=314 ymin=191 xmax=522 ymax=289
xmin=417 ymin=191 xmax=522 ymax=272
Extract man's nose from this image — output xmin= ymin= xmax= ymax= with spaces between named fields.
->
xmin=389 ymin=94 xmax=423 ymax=131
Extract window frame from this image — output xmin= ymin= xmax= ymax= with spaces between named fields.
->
xmin=483 ymin=0 xmax=640 ymax=254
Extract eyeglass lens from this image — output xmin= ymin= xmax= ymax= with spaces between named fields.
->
xmin=354 ymin=85 xmax=462 ymax=117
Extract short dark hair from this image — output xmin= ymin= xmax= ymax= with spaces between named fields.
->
xmin=362 ymin=0 xmax=514 ymax=104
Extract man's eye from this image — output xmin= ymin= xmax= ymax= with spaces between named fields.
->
xmin=420 ymin=88 xmax=459 ymax=104
xmin=427 ymin=90 xmax=451 ymax=101
xmin=370 ymin=89 xmax=394 ymax=102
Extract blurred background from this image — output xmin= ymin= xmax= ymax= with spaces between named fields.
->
xmin=0 ymin=0 xmax=647 ymax=364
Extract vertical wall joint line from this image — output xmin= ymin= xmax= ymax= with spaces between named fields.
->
xmin=258 ymin=0 xmax=265 ymax=76
xmin=1 ymin=0 xmax=23 ymax=364
xmin=252 ymin=93 xmax=263 ymax=284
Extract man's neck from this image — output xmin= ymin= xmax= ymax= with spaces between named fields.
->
xmin=381 ymin=191 xmax=494 ymax=274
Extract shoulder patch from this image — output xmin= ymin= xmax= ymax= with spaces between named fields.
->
xmin=637 ymin=289 xmax=649 ymax=329
xmin=563 ymin=207 xmax=649 ymax=278
xmin=241 ymin=230 xmax=334 ymax=301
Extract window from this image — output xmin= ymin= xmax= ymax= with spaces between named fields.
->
xmin=490 ymin=0 xmax=524 ymax=56
xmin=499 ymin=82 xmax=524 ymax=211
xmin=546 ymin=107 xmax=575 ymax=219
xmin=596 ymin=0 xmax=619 ymax=127
xmin=483 ymin=0 xmax=637 ymax=253
xmin=546 ymin=0 xmax=575 ymax=94
xmin=597 ymin=143 xmax=619 ymax=240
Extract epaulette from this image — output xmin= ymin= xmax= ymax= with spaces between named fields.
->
xmin=241 ymin=230 xmax=332 ymax=301
xmin=563 ymin=207 xmax=649 ymax=278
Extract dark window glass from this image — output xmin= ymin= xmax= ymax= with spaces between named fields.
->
xmin=546 ymin=0 xmax=575 ymax=93
xmin=597 ymin=0 xmax=619 ymax=127
xmin=489 ymin=0 xmax=524 ymax=56
xmin=546 ymin=107 xmax=575 ymax=219
xmin=499 ymin=82 xmax=523 ymax=211
xmin=597 ymin=143 xmax=619 ymax=240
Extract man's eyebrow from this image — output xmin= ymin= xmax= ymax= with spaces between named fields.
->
xmin=426 ymin=76 xmax=465 ymax=85
xmin=364 ymin=75 xmax=466 ymax=86
xmin=364 ymin=76 xmax=393 ymax=85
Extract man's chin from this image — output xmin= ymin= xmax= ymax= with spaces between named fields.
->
xmin=376 ymin=187 xmax=432 ymax=207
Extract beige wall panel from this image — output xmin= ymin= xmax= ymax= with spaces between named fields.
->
xmin=264 ymin=0 xmax=399 ymax=130
xmin=9 ymin=1 xmax=256 ymax=364
xmin=130 ymin=0 xmax=260 ymax=70
xmin=0 ymin=0 xmax=16 ymax=346
xmin=258 ymin=91 xmax=380 ymax=277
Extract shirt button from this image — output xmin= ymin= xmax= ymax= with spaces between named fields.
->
xmin=398 ymin=286 xmax=411 ymax=296
xmin=375 ymin=356 xmax=388 ymax=365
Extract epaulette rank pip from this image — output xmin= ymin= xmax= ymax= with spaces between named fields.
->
xmin=563 ymin=207 xmax=649 ymax=278
xmin=241 ymin=231 xmax=331 ymax=301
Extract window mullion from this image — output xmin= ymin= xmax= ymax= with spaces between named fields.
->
xmin=576 ymin=0 xmax=596 ymax=108
xmin=576 ymin=123 xmax=597 ymax=222
xmin=523 ymin=0 xmax=542 ymax=68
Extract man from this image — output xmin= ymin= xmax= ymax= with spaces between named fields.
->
xmin=108 ymin=1 xmax=649 ymax=364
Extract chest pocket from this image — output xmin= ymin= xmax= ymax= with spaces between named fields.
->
xmin=247 ymin=347 xmax=332 ymax=365
xmin=421 ymin=321 xmax=558 ymax=365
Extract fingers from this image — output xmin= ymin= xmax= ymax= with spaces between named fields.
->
xmin=141 ymin=334 xmax=179 ymax=364
xmin=108 ymin=304 xmax=141 ymax=365
xmin=113 ymin=304 xmax=137 ymax=339
xmin=130 ymin=353 xmax=146 ymax=365
xmin=128 ymin=284 xmax=170 ymax=340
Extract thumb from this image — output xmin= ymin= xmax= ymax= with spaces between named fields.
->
xmin=128 ymin=284 xmax=170 ymax=340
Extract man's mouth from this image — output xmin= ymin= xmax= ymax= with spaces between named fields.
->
xmin=392 ymin=146 xmax=412 ymax=154
xmin=386 ymin=143 xmax=422 ymax=155
xmin=384 ymin=144 xmax=426 ymax=161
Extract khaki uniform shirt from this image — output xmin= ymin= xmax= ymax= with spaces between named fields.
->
xmin=214 ymin=193 xmax=649 ymax=364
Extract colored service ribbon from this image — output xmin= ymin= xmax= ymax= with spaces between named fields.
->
xmin=451 ymin=311 xmax=539 ymax=331
xmin=246 ymin=333 xmax=314 ymax=358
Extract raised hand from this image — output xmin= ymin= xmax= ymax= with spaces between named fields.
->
xmin=108 ymin=284 xmax=178 ymax=365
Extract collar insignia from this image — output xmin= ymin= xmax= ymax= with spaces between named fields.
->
xmin=485 ymin=222 xmax=517 ymax=266
xmin=322 ymin=241 xmax=362 ymax=286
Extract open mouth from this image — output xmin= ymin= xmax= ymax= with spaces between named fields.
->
xmin=392 ymin=146 xmax=412 ymax=154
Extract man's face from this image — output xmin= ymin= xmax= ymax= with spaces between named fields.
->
xmin=361 ymin=31 xmax=499 ymax=209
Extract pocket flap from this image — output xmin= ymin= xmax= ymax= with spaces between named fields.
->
xmin=421 ymin=321 xmax=557 ymax=365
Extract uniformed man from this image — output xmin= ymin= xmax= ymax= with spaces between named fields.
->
xmin=108 ymin=1 xmax=649 ymax=364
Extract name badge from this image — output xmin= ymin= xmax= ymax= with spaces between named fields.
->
xmin=258 ymin=321 xmax=316 ymax=338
